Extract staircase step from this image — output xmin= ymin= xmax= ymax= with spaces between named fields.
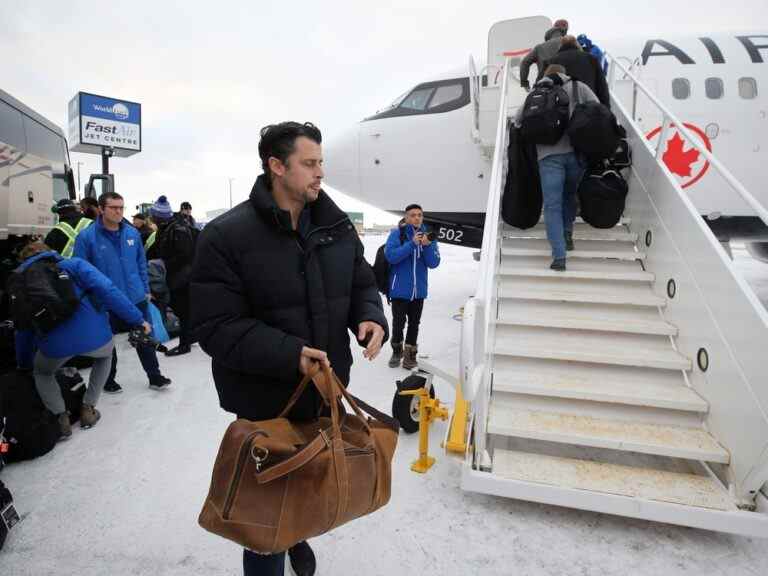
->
xmin=497 ymin=300 xmax=677 ymax=335
xmin=502 ymin=247 xmax=646 ymax=261
xmin=498 ymin=278 xmax=665 ymax=307
xmin=503 ymin=217 xmax=632 ymax=229
xmin=502 ymin=228 xmax=638 ymax=242
xmin=493 ymin=357 xmax=706 ymax=412
xmin=488 ymin=407 xmax=729 ymax=463
xmin=492 ymin=449 xmax=734 ymax=510
xmin=498 ymin=266 xmax=654 ymax=282
xmin=493 ymin=325 xmax=690 ymax=370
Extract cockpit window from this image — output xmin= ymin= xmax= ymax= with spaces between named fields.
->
xmin=428 ymin=83 xmax=464 ymax=108
xmin=400 ymin=88 xmax=434 ymax=111
xmin=364 ymin=77 xmax=470 ymax=121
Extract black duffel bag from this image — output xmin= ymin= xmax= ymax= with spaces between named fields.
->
xmin=0 ymin=479 xmax=20 ymax=551
xmin=0 ymin=370 xmax=60 ymax=463
xmin=578 ymin=168 xmax=629 ymax=229
xmin=502 ymin=125 xmax=542 ymax=229
xmin=567 ymin=82 xmax=621 ymax=163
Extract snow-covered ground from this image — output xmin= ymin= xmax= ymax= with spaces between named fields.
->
xmin=2 ymin=235 xmax=768 ymax=576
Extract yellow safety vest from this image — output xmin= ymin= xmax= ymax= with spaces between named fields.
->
xmin=145 ymin=230 xmax=157 ymax=252
xmin=54 ymin=217 xmax=93 ymax=258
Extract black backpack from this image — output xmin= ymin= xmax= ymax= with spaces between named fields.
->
xmin=520 ymin=76 xmax=571 ymax=145
xmin=567 ymin=81 xmax=621 ymax=163
xmin=373 ymin=228 xmax=407 ymax=299
xmin=0 ymin=370 xmax=60 ymax=463
xmin=0 ymin=478 xmax=20 ymax=551
xmin=578 ymin=168 xmax=629 ymax=229
xmin=6 ymin=257 xmax=79 ymax=334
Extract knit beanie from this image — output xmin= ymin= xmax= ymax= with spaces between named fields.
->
xmin=150 ymin=195 xmax=173 ymax=221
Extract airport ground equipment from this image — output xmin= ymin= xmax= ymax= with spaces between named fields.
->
xmin=459 ymin=20 xmax=768 ymax=536
xmin=399 ymin=384 xmax=449 ymax=473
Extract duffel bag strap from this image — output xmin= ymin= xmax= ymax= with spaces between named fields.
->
xmin=278 ymin=363 xmax=326 ymax=418
xmin=255 ymin=430 xmax=331 ymax=484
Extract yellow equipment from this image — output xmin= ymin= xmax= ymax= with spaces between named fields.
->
xmin=399 ymin=386 xmax=449 ymax=473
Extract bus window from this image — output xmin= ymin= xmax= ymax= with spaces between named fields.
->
xmin=0 ymin=100 xmax=26 ymax=151
xmin=24 ymin=117 xmax=66 ymax=162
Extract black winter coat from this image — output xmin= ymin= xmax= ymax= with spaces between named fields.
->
xmin=190 ymin=175 xmax=388 ymax=421
xmin=148 ymin=216 xmax=198 ymax=291
xmin=549 ymin=45 xmax=611 ymax=108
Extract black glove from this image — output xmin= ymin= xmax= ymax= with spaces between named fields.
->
xmin=128 ymin=327 xmax=167 ymax=353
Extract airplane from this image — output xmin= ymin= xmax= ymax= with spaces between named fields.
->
xmin=323 ymin=17 xmax=768 ymax=260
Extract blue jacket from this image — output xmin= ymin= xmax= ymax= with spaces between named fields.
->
xmin=15 ymin=251 xmax=144 ymax=362
xmin=384 ymin=224 xmax=440 ymax=301
xmin=73 ymin=217 xmax=150 ymax=305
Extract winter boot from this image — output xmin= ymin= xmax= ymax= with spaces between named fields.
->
xmin=402 ymin=344 xmax=418 ymax=370
xmin=103 ymin=380 xmax=123 ymax=394
xmin=58 ymin=412 xmax=72 ymax=441
xmin=550 ymin=258 xmax=566 ymax=271
xmin=149 ymin=374 xmax=172 ymax=390
xmin=80 ymin=404 xmax=101 ymax=429
xmin=565 ymin=230 xmax=575 ymax=251
xmin=388 ymin=342 xmax=404 ymax=368
xmin=288 ymin=540 xmax=316 ymax=576
xmin=165 ymin=343 xmax=191 ymax=357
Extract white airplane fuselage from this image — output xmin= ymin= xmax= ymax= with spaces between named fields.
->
xmin=324 ymin=24 xmax=768 ymax=253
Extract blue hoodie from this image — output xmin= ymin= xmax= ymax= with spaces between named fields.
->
xmin=15 ymin=251 xmax=144 ymax=363
xmin=384 ymin=224 xmax=440 ymax=301
xmin=73 ymin=216 xmax=150 ymax=305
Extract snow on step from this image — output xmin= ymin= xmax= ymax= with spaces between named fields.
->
xmin=492 ymin=449 xmax=735 ymax=510
xmin=502 ymin=238 xmax=644 ymax=261
xmin=493 ymin=325 xmax=691 ymax=370
xmin=502 ymin=228 xmax=638 ymax=243
xmin=498 ymin=277 xmax=666 ymax=307
xmin=497 ymin=299 xmax=677 ymax=336
xmin=488 ymin=407 xmax=729 ymax=463
xmin=492 ymin=357 xmax=706 ymax=412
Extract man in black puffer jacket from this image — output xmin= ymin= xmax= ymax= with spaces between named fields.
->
xmin=190 ymin=121 xmax=388 ymax=576
xmin=550 ymin=35 xmax=611 ymax=108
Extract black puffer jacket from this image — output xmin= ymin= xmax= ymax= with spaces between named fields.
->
xmin=148 ymin=215 xmax=198 ymax=290
xmin=549 ymin=44 xmax=611 ymax=108
xmin=190 ymin=175 xmax=388 ymax=421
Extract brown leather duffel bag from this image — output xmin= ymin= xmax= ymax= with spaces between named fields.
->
xmin=198 ymin=364 xmax=399 ymax=553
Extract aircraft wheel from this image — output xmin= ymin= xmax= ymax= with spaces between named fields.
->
xmin=392 ymin=376 xmax=434 ymax=434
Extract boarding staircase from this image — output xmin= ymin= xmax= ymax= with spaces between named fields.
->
xmin=459 ymin=47 xmax=768 ymax=536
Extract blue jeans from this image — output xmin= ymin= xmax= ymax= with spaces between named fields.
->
xmin=243 ymin=549 xmax=285 ymax=575
xmin=539 ymin=152 xmax=585 ymax=259
xmin=107 ymin=300 xmax=161 ymax=382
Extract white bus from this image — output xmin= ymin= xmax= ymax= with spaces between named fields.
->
xmin=0 ymin=88 xmax=76 ymax=243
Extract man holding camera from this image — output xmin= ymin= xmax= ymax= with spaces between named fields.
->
xmin=385 ymin=204 xmax=441 ymax=370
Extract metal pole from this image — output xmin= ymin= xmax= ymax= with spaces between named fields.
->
xmin=76 ymin=162 xmax=82 ymax=195
xmin=101 ymin=148 xmax=109 ymax=175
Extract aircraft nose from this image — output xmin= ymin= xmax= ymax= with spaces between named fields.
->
xmin=323 ymin=125 xmax=359 ymax=196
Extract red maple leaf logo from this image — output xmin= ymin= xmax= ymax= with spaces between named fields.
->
xmin=662 ymin=133 xmax=700 ymax=178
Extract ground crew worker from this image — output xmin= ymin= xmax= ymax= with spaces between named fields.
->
xmin=45 ymin=199 xmax=93 ymax=258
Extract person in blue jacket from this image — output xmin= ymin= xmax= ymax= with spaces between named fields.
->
xmin=14 ymin=242 xmax=150 ymax=439
xmin=577 ymin=34 xmax=608 ymax=76
xmin=384 ymin=204 xmax=440 ymax=370
xmin=73 ymin=191 xmax=171 ymax=393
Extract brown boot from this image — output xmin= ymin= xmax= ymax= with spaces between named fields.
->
xmin=80 ymin=404 xmax=101 ymax=429
xmin=388 ymin=342 xmax=404 ymax=368
xmin=58 ymin=412 xmax=72 ymax=441
xmin=402 ymin=344 xmax=418 ymax=370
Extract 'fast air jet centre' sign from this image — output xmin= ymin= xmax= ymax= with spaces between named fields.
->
xmin=68 ymin=92 xmax=141 ymax=157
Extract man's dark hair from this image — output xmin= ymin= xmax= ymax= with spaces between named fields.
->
xmin=97 ymin=191 xmax=124 ymax=209
xmin=180 ymin=201 xmax=192 ymax=211
xmin=258 ymin=122 xmax=322 ymax=184
xmin=133 ymin=213 xmax=146 ymax=221
xmin=404 ymin=203 xmax=423 ymax=212
xmin=80 ymin=197 xmax=98 ymax=209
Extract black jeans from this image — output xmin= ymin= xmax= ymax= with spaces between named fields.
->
xmin=243 ymin=549 xmax=285 ymax=575
xmin=391 ymin=298 xmax=424 ymax=346
xmin=169 ymin=285 xmax=192 ymax=347
xmin=106 ymin=300 xmax=161 ymax=384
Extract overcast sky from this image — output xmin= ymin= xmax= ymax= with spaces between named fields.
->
xmin=1 ymin=0 xmax=765 ymax=223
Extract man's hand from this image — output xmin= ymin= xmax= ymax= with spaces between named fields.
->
xmin=299 ymin=346 xmax=330 ymax=376
xmin=358 ymin=321 xmax=385 ymax=361
xmin=141 ymin=321 xmax=152 ymax=334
